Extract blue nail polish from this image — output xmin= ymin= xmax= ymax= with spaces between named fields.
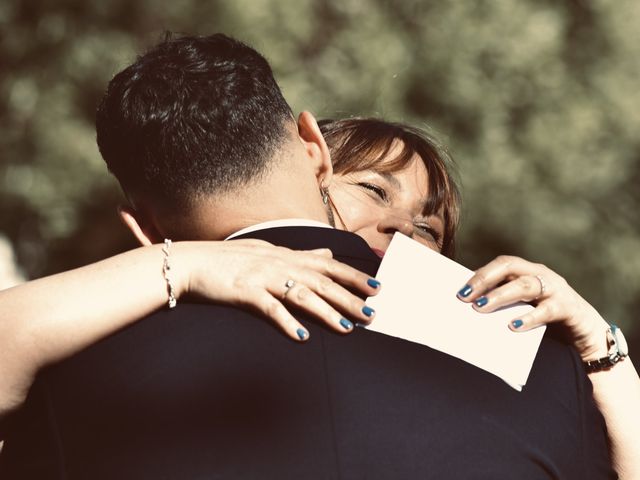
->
xmin=362 ymin=305 xmax=375 ymax=317
xmin=458 ymin=284 xmax=473 ymax=297
xmin=339 ymin=318 xmax=354 ymax=330
xmin=512 ymin=319 xmax=523 ymax=329
xmin=475 ymin=296 xmax=488 ymax=307
xmin=297 ymin=328 xmax=308 ymax=340
xmin=367 ymin=278 xmax=381 ymax=288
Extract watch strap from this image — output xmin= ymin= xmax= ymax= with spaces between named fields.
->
xmin=584 ymin=353 xmax=624 ymax=373
xmin=583 ymin=324 xmax=628 ymax=373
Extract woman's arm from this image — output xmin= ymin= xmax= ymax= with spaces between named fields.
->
xmin=0 ymin=239 xmax=379 ymax=417
xmin=456 ymin=255 xmax=640 ymax=479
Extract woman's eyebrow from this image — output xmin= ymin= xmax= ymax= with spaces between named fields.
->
xmin=379 ymin=172 xmax=401 ymax=189
xmin=379 ymin=172 xmax=432 ymax=211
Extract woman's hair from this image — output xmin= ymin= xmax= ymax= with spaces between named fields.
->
xmin=320 ymin=118 xmax=460 ymax=257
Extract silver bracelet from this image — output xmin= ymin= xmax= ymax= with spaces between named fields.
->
xmin=162 ymin=239 xmax=177 ymax=309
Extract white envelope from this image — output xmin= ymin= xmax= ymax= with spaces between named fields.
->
xmin=365 ymin=233 xmax=545 ymax=391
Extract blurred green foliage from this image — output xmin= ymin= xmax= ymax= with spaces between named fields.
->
xmin=1 ymin=0 xmax=639 ymax=340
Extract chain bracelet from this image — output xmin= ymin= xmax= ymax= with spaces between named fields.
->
xmin=162 ymin=239 xmax=177 ymax=309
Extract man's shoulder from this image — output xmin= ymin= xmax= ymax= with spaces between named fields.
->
xmin=50 ymin=302 xmax=307 ymax=378
xmin=530 ymin=331 xmax=585 ymax=391
xmin=234 ymin=225 xmax=381 ymax=276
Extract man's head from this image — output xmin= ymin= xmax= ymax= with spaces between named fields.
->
xmin=97 ymin=33 xmax=333 ymax=243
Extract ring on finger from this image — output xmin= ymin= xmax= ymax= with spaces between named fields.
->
xmin=282 ymin=279 xmax=296 ymax=300
xmin=534 ymin=275 xmax=546 ymax=300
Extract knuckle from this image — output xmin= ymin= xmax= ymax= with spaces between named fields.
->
xmin=323 ymin=259 xmax=337 ymax=276
xmin=274 ymin=245 xmax=294 ymax=258
xmin=556 ymin=275 xmax=568 ymax=288
xmin=317 ymin=276 xmax=335 ymax=294
xmin=519 ymin=276 xmax=536 ymax=294
xmin=350 ymin=296 xmax=364 ymax=312
xmin=474 ymin=271 xmax=489 ymax=284
xmin=495 ymin=255 xmax=514 ymax=267
xmin=264 ymin=299 xmax=282 ymax=318
xmin=539 ymin=301 xmax=557 ymax=320
xmin=295 ymin=286 xmax=312 ymax=302
xmin=232 ymin=276 xmax=252 ymax=292
xmin=533 ymin=261 xmax=547 ymax=271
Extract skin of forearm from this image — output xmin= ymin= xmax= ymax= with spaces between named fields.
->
xmin=0 ymin=244 xmax=190 ymax=415
xmin=589 ymin=358 xmax=640 ymax=479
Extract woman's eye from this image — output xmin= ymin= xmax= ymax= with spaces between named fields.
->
xmin=415 ymin=223 xmax=442 ymax=244
xmin=358 ymin=182 xmax=387 ymax=201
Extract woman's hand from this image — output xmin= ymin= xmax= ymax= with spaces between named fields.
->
xmin=456 ymin=255 xmax=609 ymax=361
xmin=174 ymin=239 xmax=380 ymax=342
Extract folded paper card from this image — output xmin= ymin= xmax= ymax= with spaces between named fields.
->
xmin=365 ymin=233 xmax=545 ymax=391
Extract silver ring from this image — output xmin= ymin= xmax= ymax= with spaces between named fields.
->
xmin=282 ymin=279 xmax=296 ymax=299
xmin=535 ymin=275 xmax=546 ymax=300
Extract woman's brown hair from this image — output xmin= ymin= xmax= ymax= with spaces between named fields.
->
xmin=320 ymin=118 xmax=460 ymax=257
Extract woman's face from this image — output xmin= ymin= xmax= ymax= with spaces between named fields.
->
xmin=330 ymin=153 xmax=445 ymax=258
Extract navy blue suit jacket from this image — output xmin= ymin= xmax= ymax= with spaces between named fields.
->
xmin=0 ymin=227 xmax=615 ymax=479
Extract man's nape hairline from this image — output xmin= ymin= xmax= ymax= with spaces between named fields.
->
xmin=96 ymin=32 xmax=294 ymax=217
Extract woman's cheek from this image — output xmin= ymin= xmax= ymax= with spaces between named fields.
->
xmin=343 ymin=202 xmax=376 ymax=232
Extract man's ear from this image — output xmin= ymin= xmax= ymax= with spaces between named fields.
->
xmin=117 ymin=205 xmax=162 ymax=246
xmin=297 ymin=111 xmax=333 ymax=187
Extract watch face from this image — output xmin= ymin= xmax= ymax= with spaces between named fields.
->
xmin=611 ymin=325 xmax=629 ymax=357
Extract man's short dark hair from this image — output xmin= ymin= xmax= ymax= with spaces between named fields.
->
xmin=96 ymin=33 xmax=293 ymax=210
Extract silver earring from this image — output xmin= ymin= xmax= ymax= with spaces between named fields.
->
xmin=320 ymin=181 xmax=335 ymax=227
xmin=320 ymin=181 xmax=330 ymax=205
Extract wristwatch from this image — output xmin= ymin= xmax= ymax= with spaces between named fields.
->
xmin=583 ymin=324 xmax=629 ymax=373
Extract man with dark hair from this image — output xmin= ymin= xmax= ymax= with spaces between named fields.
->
xmin=96 ymin=33 xmax=301 ymax=240
xmin=0 ymin=34 xmax=614 ymax=479
xmin=97 ymin=34 xmax=293 ymax=206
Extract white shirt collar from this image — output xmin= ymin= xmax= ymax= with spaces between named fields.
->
xmin=225 ymin=218 xmax=333 ymax=240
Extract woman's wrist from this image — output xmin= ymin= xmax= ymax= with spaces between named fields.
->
xmin=578 ymin=316 xmax=613 ymax=362
xmin=159 ymin=241 xmax=195 ymax=303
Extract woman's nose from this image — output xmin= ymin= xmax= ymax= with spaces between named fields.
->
xmin=377 ymin=213 xmax=414 ymax=237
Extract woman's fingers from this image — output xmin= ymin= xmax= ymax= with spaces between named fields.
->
xmin=229 ymin=249 xmax=378 ymax=340
xmin=456 ymin=255 xmax=546 ymax=303
xmin=456 ymin=254 xmax=575 ymax=334
xmin=454 ymin=253 xmax=610 ymax=358
xmin=278 ymin=281 xmax=361 ymax=334
xmin=190 ymin=241 xmax=380 ymax=340
xmin=274 ymin=267 xmax=376 ymax=326
xmin=506 ymin=300 xmax=557 ymax=332
xmin=467 ymin=276 xmax=560 ymax=331
xmin=265 ymin=248 xmax=380 ymax=326
xmin=470 ymin=275 xmax=547 ymax=313
xmin=305 ymin=270 xmax=377 ymax=325
xmin=246 ymin=288 xmax=310 ymax=341
xmin=246 ymin=274 xmax=375 ymax=342
xmin=306 ymin=248 xmax=334 ymax=258
xmin=297 ymin=251 xmax=381 ymax=297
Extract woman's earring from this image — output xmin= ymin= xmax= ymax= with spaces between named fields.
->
xmin=320 ymin=181 xmax=335 ymax=227
xmin=320 ymin=182 xmax=330 ymax=205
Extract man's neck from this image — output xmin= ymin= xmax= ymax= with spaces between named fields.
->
xmin=172 ymin=192 xmax=332 ymax=241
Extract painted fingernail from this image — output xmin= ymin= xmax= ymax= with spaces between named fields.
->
xmin=367 ymin=278 xmax=381 ymax=288
xmin=362 ymin=305 xmax=375 ymax=317
xmin=474 ymin=296 xmax=488 ymax=307
xmin=297 ymin=328 xmax=309 ymax=340
xmin=512 ymin=319 xmax=524 ymax=329
xmin=339 ymin=318 xmax=354 ymax=330
xmin=458 ymin=284 xmax=473 ymax=297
